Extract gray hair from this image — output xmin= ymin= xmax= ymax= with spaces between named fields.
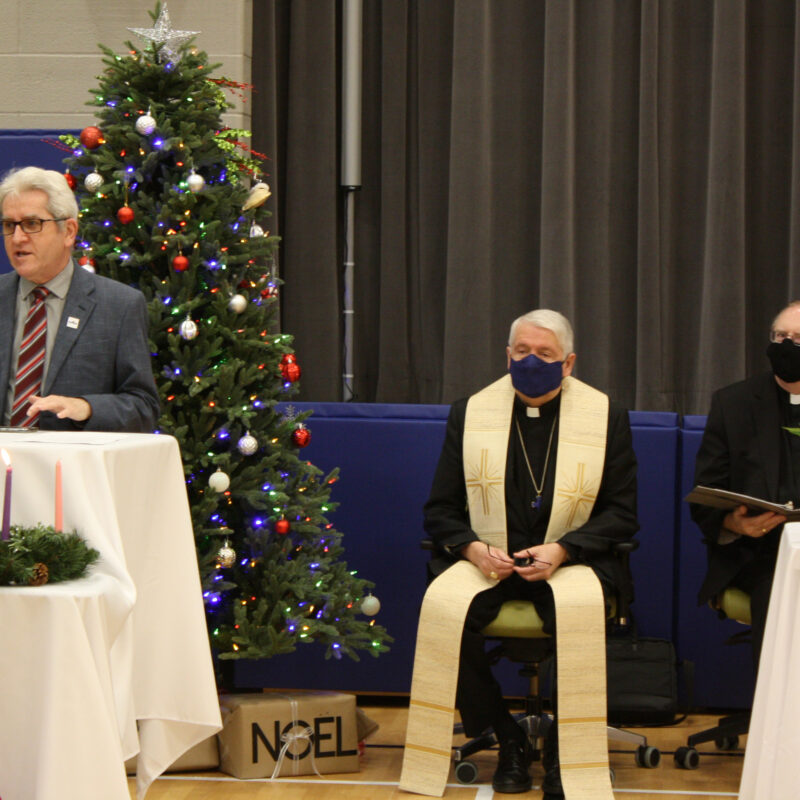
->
xmin=0 ymin=166 xmax=79 ymax=226
xmin=508 ymin=309 xmax=574 ymax=356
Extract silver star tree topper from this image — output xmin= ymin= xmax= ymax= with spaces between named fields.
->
xmin=128 ymin=3 xmax=200 ymax=63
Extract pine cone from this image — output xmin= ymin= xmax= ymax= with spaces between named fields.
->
xmin=29 ymin=562 xmax=49 ymax=586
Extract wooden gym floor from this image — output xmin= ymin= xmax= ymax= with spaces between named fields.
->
xmin=128 ymin=701 xmax=744 ymax=799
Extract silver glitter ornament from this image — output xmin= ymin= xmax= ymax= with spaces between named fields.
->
xmin=84 ymin=171 xmax=103 ymax=192
xmin=237 ymin=432 xmax=258 ymax=456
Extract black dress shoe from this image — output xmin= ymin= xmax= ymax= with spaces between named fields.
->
xmin=542 ymin=723 xmax=564 ymax=799
xmin=492 ymin=739 xmax=532 ymax=794
xmin=541 ymin=765 xmax=564 ymax=799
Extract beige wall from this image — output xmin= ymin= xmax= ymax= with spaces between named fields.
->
xmin=0 ymin=1 xmax=252 ymax=130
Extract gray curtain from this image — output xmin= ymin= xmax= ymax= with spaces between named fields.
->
xmin=253 ymin=0 xmax=800 ymax=414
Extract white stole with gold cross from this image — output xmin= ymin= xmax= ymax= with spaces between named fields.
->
xmin=400 ymin=374 xmax=615 ymax=798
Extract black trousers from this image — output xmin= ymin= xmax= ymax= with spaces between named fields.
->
xmin=455 ymin=574 xmax=560 ymax=738
xmin=728 ymin=548 xmax=779 ymax=672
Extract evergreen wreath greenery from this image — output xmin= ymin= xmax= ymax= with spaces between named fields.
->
xmin=0 ymin=525 xmax=99 ymax=586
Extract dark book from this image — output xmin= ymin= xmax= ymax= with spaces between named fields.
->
xmin=685 ymin=485 xmax=800 ymax=519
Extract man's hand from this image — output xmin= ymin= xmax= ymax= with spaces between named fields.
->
xmin=27 ymin=395 xmax=92 ymax=423
xmin=512 ymin=542 xmax=569 ymax=582
xmin=723 ymin=505 xmax=785 ymax=538
xmin=461 ymin=540 xmax=515 ymax=581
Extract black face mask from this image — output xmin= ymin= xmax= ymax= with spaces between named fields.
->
xmin=767 ymin=338 xmax=800 ymax=383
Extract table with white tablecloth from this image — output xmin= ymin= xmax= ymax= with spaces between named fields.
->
xmin=0 ymin=431 xmax=221 ymax=800
xmin=738 ymin=523 xmax=800 ymax=800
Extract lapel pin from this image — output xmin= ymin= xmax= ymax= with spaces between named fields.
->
xmin=66 ymin=316 xmax=80 ymax=330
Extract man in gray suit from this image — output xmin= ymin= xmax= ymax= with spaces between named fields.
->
xmin=0 ymin=166 xmax=159 ymax=432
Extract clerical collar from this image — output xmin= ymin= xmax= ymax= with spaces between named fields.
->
xmin=791 ymin=393 xmax=800 ymax=405
xmin=515 ymin=392 xmax=561 ymax=420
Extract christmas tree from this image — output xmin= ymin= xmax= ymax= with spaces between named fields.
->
xmin=59 ymin=3 xmax=390 ymax=663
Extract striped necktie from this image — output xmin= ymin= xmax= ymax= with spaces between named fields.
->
xmin=10 ymin=287 xmax=50 ymax=428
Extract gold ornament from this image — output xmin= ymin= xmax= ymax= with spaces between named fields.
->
xmin=217 ymin=540 xmax=236 ymax=568
xmin=242 ymin=181 xmax=271 ymax=211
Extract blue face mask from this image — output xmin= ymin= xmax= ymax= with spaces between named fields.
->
xmin=508 ymin=353 xmax=564 ymax=398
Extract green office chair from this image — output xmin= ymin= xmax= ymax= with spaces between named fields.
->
xmin=674 ymin=586 xmax=751 ymax=769
xmin=449 ymin=541 xmax=662 ymax=785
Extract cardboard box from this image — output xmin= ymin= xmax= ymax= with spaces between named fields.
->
xmin=218 ymin=692 xmax=360 ymax=779
xmin=125 ymin=734 xmax=220 ymax=775
xmin=168 ymin=735 xmax=220 ymax=772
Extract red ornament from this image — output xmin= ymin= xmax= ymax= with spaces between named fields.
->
xmin=78 ymin=255 xmax=95 ymax=268
xmin=238 ymin=279 xmax=251 ymax=290
xmin=275 ymin=519 xmax=290 ymax=535
xmin=64 ymin=172 xmax=77 ymax=190
xmin=80 ymin=126 xmax=104 ymax=149
xmin=292 ymin=425 xmax=311 ymax=448
xmin=280 ymin=354 xmax=296 ymax=365
xmin=172 ymin=255 xmax=190 ymax=272
xmin=116 ymin=205 xmax=134 ymax=224
xmin=281 ymin=362 xmax=302 ymax=383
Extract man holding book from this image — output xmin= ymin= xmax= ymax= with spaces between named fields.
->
xmin=691 ymin=301 xmax=800 ymax=666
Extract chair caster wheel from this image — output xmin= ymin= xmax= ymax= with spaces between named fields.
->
xmin=454 ymin=759 xmax=479 ymax=784
xmin=674 ymin=746 xmax=699 ymax=769
xmin=715 ymin=735 xmax=739 ymax=751
xmin=635 ymin=744 xmax=661 ymax=768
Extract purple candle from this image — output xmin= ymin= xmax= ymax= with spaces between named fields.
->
xmin=1 ymin=449 xmax=11 ymax=541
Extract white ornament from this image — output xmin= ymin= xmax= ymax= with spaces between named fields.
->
xmin=179 ymin=318 xmax=198 ymax=340
xmin=135 ymin=113 xmax=157 ymax=135
xmin=360 ymin=594 xmax=381 ymax=616
xmin=208 ymin=469 xmax=230 ymax=493
xmin=84 ymin=171 xmax=103 ymax=192
xmin=228 ymin=294 xmax=247 ymax=314
xmin=217 ymin=540 xmax=236 ymax=568
xmin=249 ymin=222 xmax=264 ymax=238
xmin=187 ymin=171 xmax=205 ymax=193
xmin=237 ymin=432 xmax=258 ymax=456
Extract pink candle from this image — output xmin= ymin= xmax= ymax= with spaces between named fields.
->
xmin=2 ymin=449 xmax=11 ymax=541
xmin=55 ymin=460 xmax=63 ymax=532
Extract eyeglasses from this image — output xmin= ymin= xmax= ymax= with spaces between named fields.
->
xmin=1 ymin=218 xmax=67 ymax=236
xmin=770 ymin=330 xmax=800 ymax=346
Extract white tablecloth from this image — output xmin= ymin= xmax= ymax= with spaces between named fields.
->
xmin=739 ymin=523 xmax=800 ymax=800
xmin=0 ymin=432 xmax=222 ymax=800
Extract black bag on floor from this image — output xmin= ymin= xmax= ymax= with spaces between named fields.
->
xmin=606 ymin=634 xmax=693 ymax=727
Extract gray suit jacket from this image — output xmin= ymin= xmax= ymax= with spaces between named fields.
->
xmin=0 ymin=263 xmax=160 ymax=432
